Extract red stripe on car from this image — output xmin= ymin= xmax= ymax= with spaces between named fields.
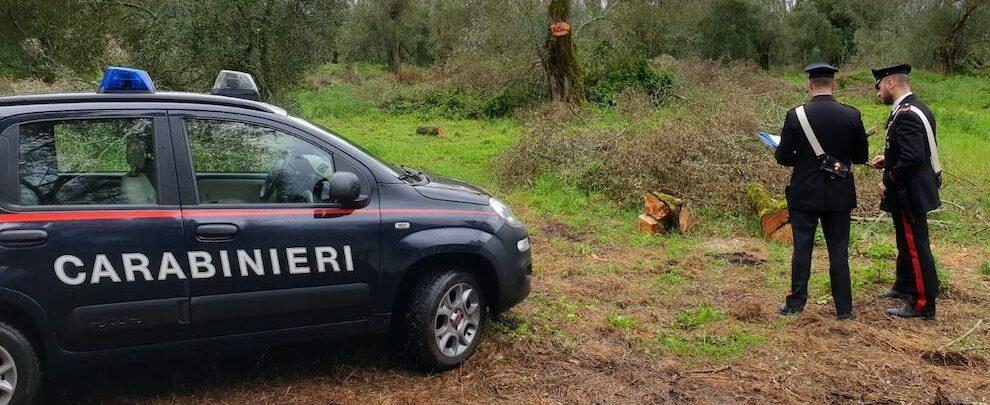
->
xmin=0 ymin=208 xmax=495 ymax=223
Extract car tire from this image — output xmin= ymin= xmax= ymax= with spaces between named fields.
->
xmin=400 ymin=270 xmax=486 ymax=371
xmin=0 ymin=323 xmax=41 ymax=405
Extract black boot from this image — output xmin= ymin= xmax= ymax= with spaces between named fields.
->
xmin=875 ymin=289 xmax=911 ymax=300
xmin=836 ymin=311 xmax=856 ymax=320
xmin=886 ymin=304 xmax=935 ymax=319
xmin=779 ymin=303 xmax=803 ymax=315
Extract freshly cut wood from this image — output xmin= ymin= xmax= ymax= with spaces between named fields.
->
xmin=416 ymin=125 xmax=445 ymax=136
xmin=746 ymin=183 xmax=790 ymax=243
xmin=759 ymin=208 xmax=789 ymax=238
xmin=644 ymin=193 xmax=672 ymax=220
xmin=639 ymin=192 xmax=694 ymax=234
xmin=678 ymin=206 xmax=695 ymax=233
xmin=769 ymin=224 xmax=793 ymax=244
xmin=637 ymin=214 xmax=664 ymax=234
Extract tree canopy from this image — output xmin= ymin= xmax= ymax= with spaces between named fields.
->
xmin=2 ymin=0 xmax=987 ymax=96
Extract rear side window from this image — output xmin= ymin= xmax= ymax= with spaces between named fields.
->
xmin=18 ymin=118 xmax=158 ymax=206
xmin=184 ymin=119 xmax=335 ymax=204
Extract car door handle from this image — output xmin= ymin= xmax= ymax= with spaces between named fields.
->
xmin=196 ymin=224 xmax=239 ymax=242
xmin=0 ymin=230 xmax=49 ymax=247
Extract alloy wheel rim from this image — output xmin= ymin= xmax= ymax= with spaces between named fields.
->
xmin=434 ymin=282 xmax=481 ymax=358
xmin=0 ymin=345 xmax=17 ymax=404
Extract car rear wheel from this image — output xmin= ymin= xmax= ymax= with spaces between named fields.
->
xmin=400 ymin=270 xmax=485 ymax=371
xmin=0 ymin=323 xmax=40 ymax=405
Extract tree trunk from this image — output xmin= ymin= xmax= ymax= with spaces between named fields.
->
xmin=544 ymin=0 xmax=587 ymax=105
xmin=386 ymin=0 xmax=406 ymax=75
xmin=937 ymin=1 xmax=978 ymax=73
xmin=387 ymin=45 xmax=402 ymax=75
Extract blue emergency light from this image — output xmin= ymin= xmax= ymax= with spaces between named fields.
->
xmin=98 ymin=67 xmax=156 ymax=94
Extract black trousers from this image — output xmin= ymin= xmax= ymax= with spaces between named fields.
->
xmin=786 ymin=209 xmax=852 ymax=314
xmin=891 ymin=212 xmax=938 ymax=313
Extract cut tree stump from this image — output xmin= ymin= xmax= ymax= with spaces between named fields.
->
xmin=416 ymin=125 xmax=445 ymax=136
xmin=746 ymin=183 xmax=791 ymax=244
xmin=638 ymin=192 xmax=693 ymax=235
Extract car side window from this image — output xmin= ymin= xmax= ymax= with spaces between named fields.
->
xmin=18 ymin=118 xmax=158 ymax=206
xmin=184 ymin=119 xmax=336 ymax=204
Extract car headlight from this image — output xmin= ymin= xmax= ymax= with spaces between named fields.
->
xmin=490 ymin=198 xmax=524 ymax=228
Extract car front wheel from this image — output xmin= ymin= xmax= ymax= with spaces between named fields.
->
xmin=400 ymin=270 xmax=485 ymax=371
xmin=0 ymin=323 xmax=41 ymax=405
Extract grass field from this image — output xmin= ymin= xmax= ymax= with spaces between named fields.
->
xmin=42 ymin=64 xmax=990 ymax=403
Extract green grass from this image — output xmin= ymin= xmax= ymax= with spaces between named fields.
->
xmin=980 ymin=262 xmax=990 ymax=277
xmin=674 ymin=305 xmax=725 ymax=330
xmin=607 ymin=314 xmax=636 ymax=330
xmin=650 ymin=330 xmax=766 ymax=362
xmin=294 ymin=85 xmax=522 ymax=188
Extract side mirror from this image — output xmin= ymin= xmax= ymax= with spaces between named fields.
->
xmin=322 ymin=171 xmax=365 ymax=207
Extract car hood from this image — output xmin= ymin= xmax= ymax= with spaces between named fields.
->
xmin=413 ymin=173 xmax=491 ymax=205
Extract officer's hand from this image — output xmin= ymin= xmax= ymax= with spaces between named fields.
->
xmin=878 ymin=182 xmax=887 ymax=197
xmin=870 ymin=155 xmax=884 ymax=169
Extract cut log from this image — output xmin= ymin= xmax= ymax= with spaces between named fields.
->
xmin=678 ymin=206 xmax=695 ymax=233
xmin=637 ymin=214 xmax=665 ymax=235
xmin=769 ymin=224 xmax=793 ymax=244
xmin=759 ymin=208 xmax=789 ymax=238
xmin=746 ymin=183 xmax=790 ymax=243
xmin=640 ymin=192 xmax=694 ymax=234
xmin=644 ymin=193 xmax=672 ymax=220
xmin=416 ymin=125 xmax=445 ymax=136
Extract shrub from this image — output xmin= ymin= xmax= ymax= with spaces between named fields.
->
xmin=374 ymin=51 xmax=545 ymax=118
xmin=584 ymin=43 xmax=675 ymax=107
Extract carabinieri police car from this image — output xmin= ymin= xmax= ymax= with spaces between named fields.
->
xmin=0 ymin=67 xmax=531 ymax=402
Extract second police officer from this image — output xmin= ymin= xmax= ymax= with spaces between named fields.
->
xmin=871 ymin=64 xmax=942 ymax=319
xmin=775 ymin=62 xmax=869 ymax=320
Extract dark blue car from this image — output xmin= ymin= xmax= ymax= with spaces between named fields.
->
xmin=0 ymin=68 xmax=531 ymax=403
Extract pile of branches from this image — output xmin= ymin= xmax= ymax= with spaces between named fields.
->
xmin=496 ymin=59 xmax=800 ymax=210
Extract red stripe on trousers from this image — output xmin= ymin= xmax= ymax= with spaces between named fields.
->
xmin=901 ymin=215 xmax=927 ymax=312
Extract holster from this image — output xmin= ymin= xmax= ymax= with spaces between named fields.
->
xmin=819 ymin=155 xmax=851 ymax=179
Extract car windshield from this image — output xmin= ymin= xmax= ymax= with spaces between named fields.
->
xmin=285 ymin=115 xmax=403 ymax=178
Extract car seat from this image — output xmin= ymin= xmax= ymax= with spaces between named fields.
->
xmin=121 ymin=136 xmax=156 ymax=204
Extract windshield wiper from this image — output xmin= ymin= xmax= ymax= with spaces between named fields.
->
xmin=397 ymin=164 xmax=424 ymax=182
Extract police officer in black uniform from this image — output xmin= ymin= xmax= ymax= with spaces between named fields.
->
xmin=775 ymin=62 xmax=869 ymax=320
xmin=870 ymin=64 xmax=941 ymax=319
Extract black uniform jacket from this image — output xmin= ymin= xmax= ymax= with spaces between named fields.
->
xmin=880 ymin=94 xmax=941 ymax=214
xmin=775 ymin=94 xmax=869 ymax=212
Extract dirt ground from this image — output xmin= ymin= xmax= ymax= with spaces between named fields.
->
xmin=48 ymin=217 xmax=990 ymax=404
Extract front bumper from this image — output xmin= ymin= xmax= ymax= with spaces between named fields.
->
xmin=488 ymin=225 xmax=532 ymax=312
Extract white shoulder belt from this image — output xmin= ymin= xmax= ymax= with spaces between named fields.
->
xmin=794 ymin=106 xmax=825 ymax=158
xmin=905 ymin=106 xmax=942 ymax=174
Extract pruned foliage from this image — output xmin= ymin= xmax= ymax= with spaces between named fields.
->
xmin=496 ymin=59 xmax=799 ymax=210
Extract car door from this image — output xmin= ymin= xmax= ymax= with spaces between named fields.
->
xmin=0 ymin=111 xmax=190 ymax=352
xmin=168 ymin=111 xmax=380 ymax=338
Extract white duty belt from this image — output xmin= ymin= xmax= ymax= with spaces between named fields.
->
xmin=794 ymin=106 xmax=825 ymax=158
